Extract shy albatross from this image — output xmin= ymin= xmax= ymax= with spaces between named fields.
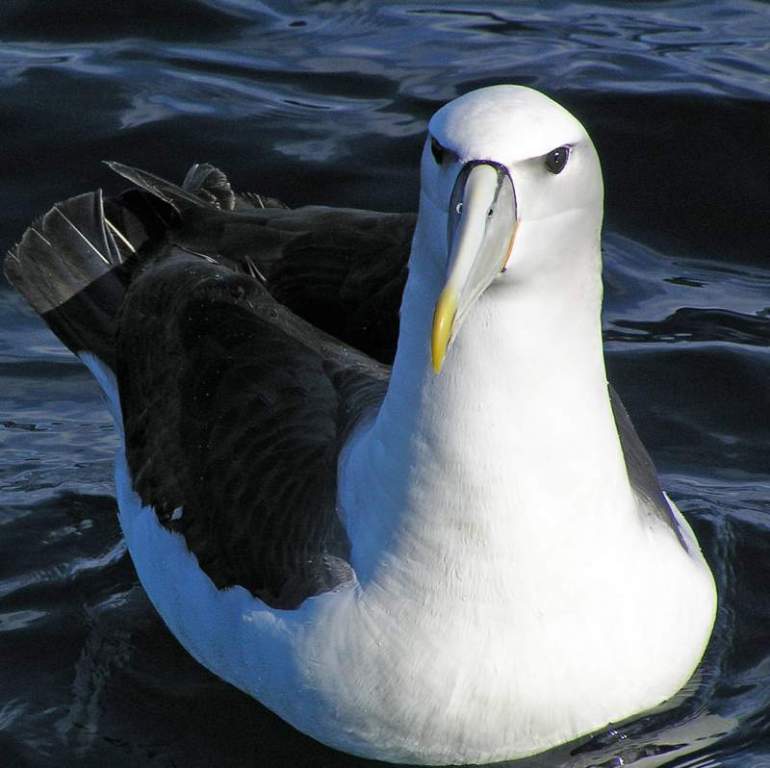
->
xmin=5 ymin=85 xmax=716 ymax=765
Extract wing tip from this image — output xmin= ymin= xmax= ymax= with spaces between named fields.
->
xmin=5 ymin=189 xmax=127 ymax=314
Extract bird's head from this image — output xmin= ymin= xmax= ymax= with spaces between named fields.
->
xmin=420 ymin=85 xmax=604 ymax=373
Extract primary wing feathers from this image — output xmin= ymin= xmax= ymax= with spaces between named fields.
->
xmin=4 ymin=191 xmax=123 ymax=314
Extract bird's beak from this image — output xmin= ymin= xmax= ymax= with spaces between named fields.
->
xmin=431 ymin=162 xmax=518 ymax=373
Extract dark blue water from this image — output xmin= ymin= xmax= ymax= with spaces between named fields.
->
xmin=1 ymin=1 xmax=769 ymax=766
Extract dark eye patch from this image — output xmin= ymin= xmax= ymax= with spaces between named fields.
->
xmin=544 ymin=146 xmax=570 ymax=175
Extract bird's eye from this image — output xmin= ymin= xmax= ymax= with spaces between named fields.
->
xmin=544 ymin=146 xmax=570 ymax=175
xmin=431 ymin=137 xmax=445 ymax=165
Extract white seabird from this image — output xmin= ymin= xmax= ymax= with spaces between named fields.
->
xmin=5 ymin=85 xmax=717 ymax=765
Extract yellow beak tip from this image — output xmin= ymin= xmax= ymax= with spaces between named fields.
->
xmin=431 ymin=288 xmax=458 ymax=376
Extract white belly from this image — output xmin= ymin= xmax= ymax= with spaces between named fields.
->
xmin=115 ymin=446 xmax=715 ymax=765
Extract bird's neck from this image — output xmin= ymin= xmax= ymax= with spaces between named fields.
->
xmin=340 ymin=212 xmax=637 ymax=588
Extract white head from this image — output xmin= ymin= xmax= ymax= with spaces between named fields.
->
xmin=417 ymin=85 xmax=605 ymax=372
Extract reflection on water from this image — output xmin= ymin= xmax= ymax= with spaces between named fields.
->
xmin=1 ymin=1 xmax=769 ymax=766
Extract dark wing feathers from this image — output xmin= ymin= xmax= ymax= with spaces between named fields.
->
xmin=108 ymin=161 xmax=414 ymax=365
xmin=182 ymin=162 xmax=237 ymax=211
xmin=5 ymin=163 xmax=401 ymax=609
xmin=265 ymin=214 xmax=412 ymax=364
xmin=106 ymin=160 xmax=215 ymax=214
xmin=5 ymin=160 xmax=683 ymax=611
xmin=609 ymin=384 xmax=686 ymax=546
xmin=3 ymin=190 xmax=145 ymax=368
xmin=117 ymin=251 xmax=387 ymax=607
xmin=4 ymin=190 xmax=123 ymax=314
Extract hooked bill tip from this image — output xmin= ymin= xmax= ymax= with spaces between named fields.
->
xmin=431 ymin=287 xmax=458 ymax=374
